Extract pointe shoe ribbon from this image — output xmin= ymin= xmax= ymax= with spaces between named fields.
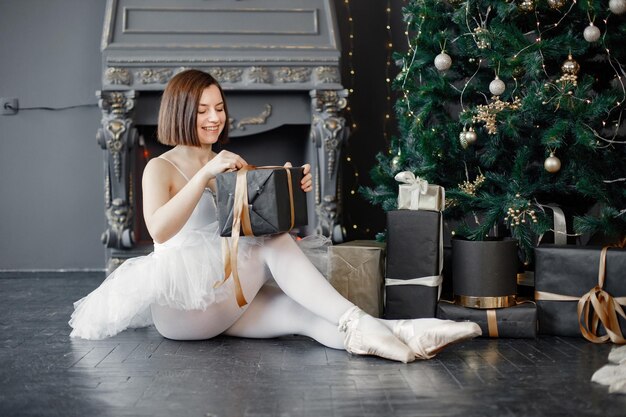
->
xmin=338 ymin=306 xmax=414 ymax=363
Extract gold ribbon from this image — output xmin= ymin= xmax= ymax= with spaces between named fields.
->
xmin=535 ymin=238 xmax=626 ymax=344
xmin=215 ymin=166 xmax=296 ymax=307
xmin=486 ymin=309 xmax=499 ymax=337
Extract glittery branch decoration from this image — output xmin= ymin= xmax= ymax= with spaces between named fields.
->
xmin=472 ymin=96 xmax=521 ymax=135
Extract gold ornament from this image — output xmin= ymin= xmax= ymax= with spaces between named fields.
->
xmin=547 ymin=0 xmax=567 ymax=8
xmin=557 ymin=54 xmax=580 ymax=86
xmin=465 ymin=127 xmax=477 ymax=145
xmin=472 ymin=27 xmax=491 ymax=49
xmin=459 ymin=127 xmax=469 ymax=149
xmin=544 ymin=152 xmax=561 ymax=173
xmin=519 ymin=0 xmax=535 ymax=12
xmin=472 ymin=96 xmax=521 ymax=135
xmin=459 ymin=173 xmax=486 ymax=196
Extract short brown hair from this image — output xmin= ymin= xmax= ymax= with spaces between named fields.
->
xmin=157 ymin=69 xmax=229 ymax=146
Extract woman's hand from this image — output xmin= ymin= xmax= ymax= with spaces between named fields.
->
xmin=284 ymin=162 xmax=313 ymax=193
xmin=201 ymin=150 xmax=248 ymax=180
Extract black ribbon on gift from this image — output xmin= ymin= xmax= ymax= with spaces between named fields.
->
xmin=214 ymin=166 xmax=296 ymax=307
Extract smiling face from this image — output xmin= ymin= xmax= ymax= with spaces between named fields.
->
xmin=196 ymin=85 xmax=226 ymax=147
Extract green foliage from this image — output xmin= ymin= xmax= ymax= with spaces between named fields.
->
xmin=365 ymin=0 xmax=626 ymax=258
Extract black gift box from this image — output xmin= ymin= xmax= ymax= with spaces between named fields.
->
xmin=384 ymin=210 xmax=441 ymax=319
xmin=216 ymin=167 xmax=308 ymax=237
xmin=535 ymin=245 xmax=626 ymax=337
xmin=437 ymin=301 xmax=537 ymax=338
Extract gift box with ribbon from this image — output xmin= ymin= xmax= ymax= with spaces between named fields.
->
xmin=394 ymin=171 xmax=445 ymax=211
xmin=327 ymin=241 xmax=385 ymax=318
xmin=384 ymin=210 xmax=442 ymax=319
xmin=215 ymin=166 xmax=308 ymax=307
xmin=437 ymin=301 xmax=537 ymax=339
xmin=535 ymin=243 xmax=626 ymax=343
xmin=216 ymin=166 xmax=308 ymax=237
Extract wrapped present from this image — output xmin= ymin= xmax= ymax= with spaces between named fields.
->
xmin=384 ymin=210 xmax=442 ymax=319
xmin=328 ymin=241 xmax=385 ymax=318
xmin=216 ymin=166 xmax=308 ymax=237
xmin=394 ymin=171 xmax=445 ymax=211
xmin=535 ymin=244 xmax=626 ymax=342
xmin=215 ymin=166 xmax=308 ymax=307
xmin=437 ymin=301 xmax=537 ymax=339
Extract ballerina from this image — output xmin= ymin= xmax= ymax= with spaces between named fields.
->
xmin=69 ymin=69 xmax=481 ymax=362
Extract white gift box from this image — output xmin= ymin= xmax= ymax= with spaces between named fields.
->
xmin=395 ymin=171 xmax=445 ymax=211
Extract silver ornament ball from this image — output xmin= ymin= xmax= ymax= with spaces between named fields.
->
xmin=434 ymin=53 xmax=452 ymax=71
xmin=609 ymin=0 xmax=626 ymax=15
xmin=544 ymin=153 xmax=561 ymax=173
xmin=465 ymin=129 xmax=477 ymax=145
xmin=489 ymin=77 xmax=506 ymax=96
xmin=583 ymin=24 xmax=601 ymax=42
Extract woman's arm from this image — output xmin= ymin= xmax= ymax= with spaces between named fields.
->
xmin=142 ymin=150 xmax=248 ymax=244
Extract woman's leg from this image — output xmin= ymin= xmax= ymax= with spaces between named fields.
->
xmin=224 ymin=284 xmax=345 ymax=349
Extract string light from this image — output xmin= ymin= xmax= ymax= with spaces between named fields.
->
xmin=342 ymin=0 xmax=365 ymax=236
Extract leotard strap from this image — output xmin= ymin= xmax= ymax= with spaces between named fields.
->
xmin=158 ymin=156 xmax=191 ymax=182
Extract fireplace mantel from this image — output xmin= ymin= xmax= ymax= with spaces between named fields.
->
xmin=97 ymin=0 xmax=349 ymax=271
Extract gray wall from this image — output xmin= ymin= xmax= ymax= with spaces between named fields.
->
xmin=0 ymin=0 xmax=404 ymax=270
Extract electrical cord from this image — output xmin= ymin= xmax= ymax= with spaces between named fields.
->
xmin=3 ymin=103 xmax=97 ymax=112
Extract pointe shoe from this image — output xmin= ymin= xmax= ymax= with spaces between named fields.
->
xmin=338 ymin=306 xmax=414 ymax=363
xmin=393 ymin=319 xmax=482 ymax=360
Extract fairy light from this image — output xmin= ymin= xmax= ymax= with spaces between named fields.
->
xmin=342 ymin=0 xmax=367 ymax=236
xmin=383 ymin=0 xmax=394 ymax=148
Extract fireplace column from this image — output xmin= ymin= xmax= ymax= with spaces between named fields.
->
xmin=310 ymin=89 xmax=349 ymax=241
xmin=96 ymin=90 xmax=138 ymax=271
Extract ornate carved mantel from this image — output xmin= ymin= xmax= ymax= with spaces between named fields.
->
xmin=99 ymin=0 xmax=348 ymax=270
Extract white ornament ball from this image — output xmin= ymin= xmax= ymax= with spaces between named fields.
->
xmin=489 ymin=77 xmax=506 ymax=96
xmin=583 ymin=23 xmax=601 ymax=42
xmin=609 ymin=0 xmax=626 ymax=14
xmin=434 ymin=53 xmax=452 ymax=71
xmin=544 ymin=152 xmax=561 ymax=173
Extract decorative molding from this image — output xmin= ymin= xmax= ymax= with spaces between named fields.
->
xmin=248 ymin=66 xmax=272 ymax=84
xmin=276 ymin=67 xmax=312 ymax=83
xmin=235 ymin=104 xmax=272 ymax=130
xmin=208 ymin=67 xmax=244 ymax=83
xmin=315 ymin=66 xmax=340 ymax=83
xmin=103 ymin=65 xmax=341 ymax=88
xmin=135 ymin=68 xmax=173 ymax=84
xmin=105 ymin=67 xmax=131 ymax=85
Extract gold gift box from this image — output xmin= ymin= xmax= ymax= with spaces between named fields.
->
xmin=327 ymin=240 xmax=385 ymax=318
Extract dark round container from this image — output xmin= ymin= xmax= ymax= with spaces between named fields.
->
xmin=452 ymin=237 xmax=518 ymax=308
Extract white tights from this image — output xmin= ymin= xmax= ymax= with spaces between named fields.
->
xmin=151 ymin=233 xmax=354 ymax=349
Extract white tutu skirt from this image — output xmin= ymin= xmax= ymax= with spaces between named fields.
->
xmin=69 ymin=222 xmax=263 ymax=340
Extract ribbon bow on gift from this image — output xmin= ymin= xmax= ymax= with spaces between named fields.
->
xmin=578 ymin=238 xmax=626 ymax=344
xmin=394 ymin=171 xmax=429 ymax=210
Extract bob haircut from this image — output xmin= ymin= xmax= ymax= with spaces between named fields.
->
xmin=157 ymin=69 xmax=229 ymax=146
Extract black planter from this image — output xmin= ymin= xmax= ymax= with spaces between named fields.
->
xmin=452 ymin=238 xmax=518 ymax=308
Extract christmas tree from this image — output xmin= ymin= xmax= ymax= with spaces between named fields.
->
xmin=364 ymin=0 xmax=626 ymax=260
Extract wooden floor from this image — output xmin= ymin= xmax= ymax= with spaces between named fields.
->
xmin=1 ymin=272 xmax=625 ymax=417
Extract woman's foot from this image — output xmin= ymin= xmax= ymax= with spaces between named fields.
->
xmin=339 ymin=306 xmax=414 ymax=363
xmin=392 ymin=318 xmax=482 ymax=359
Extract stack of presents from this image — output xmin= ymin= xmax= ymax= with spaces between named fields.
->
xmin=317 ymin=172 xmax=626 ymax=343
xmin=217 ymin=166 xmax=625 ymax=343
